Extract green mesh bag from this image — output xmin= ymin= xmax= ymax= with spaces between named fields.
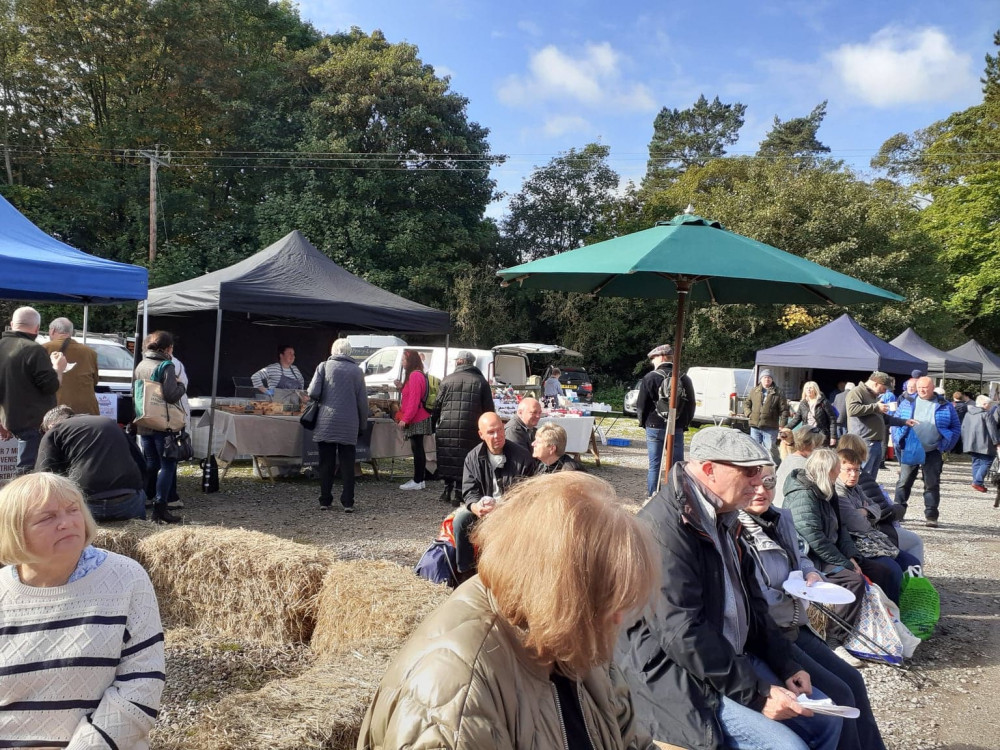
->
xmin=899 ymin=566 xmax=939 ymax=641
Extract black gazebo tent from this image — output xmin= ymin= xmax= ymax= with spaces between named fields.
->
xmin=947 ymin=340 xmax=1000 ymax=382
xmin=889 ymin=328 xmax=983 ymax=380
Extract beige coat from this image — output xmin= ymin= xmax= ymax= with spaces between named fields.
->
xmin=43 ymin=338 xmax=99 ymax=416
xmin=358 ymin=577 xmax=655 ymax=750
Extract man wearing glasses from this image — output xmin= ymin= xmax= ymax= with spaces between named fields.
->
xmin=617 ymin=427 xmax=841 ymax=750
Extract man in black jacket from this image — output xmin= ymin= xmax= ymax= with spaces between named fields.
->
xmin=36 ymin=406 xmax=147 ymax=521
xmin=616 ymin=427 xmax=841 ymax=750
xmin=636 ymin=344 xmax=695 ymax=498
xmin=503 ymin=396 xmax=541 ymax=451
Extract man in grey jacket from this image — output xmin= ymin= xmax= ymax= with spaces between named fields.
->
xmin=846 ymin=371 xmax=915 ymax=477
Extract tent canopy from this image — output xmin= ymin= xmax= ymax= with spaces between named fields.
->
xmin=947 ymin=340 xmax=1000 ymax=381
xmin=143 ymin=230 xmax=450 ymax=333
xmin=0 ymin=193 xmax=147 ymax=303
xmin=756 ymin=314 xmax=927 ymax=375
xmin=888 ymin=328 xmax=983 ymax=380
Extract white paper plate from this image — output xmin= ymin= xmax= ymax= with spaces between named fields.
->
xmin=782 ymin=578 xmax=856 ymax=605
xmin=796 ymin=695 xmax=861 ymax=719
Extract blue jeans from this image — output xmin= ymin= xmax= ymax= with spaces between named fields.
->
xmin=858 ymin=549 xmax=921 ymax=605
xmin=719 ymin=655 xmax=841 ymax=750
xmin=862 ymin=440 xmax=882 ymax=478
xmin=87 ymin=490 xmax=147 ymax=522
xmin=14 ymin=428 xmax=42 ymax=475
xmin=140 ymin=434 xmax=178 ymax=506
xmin=893 ymin=448 xmax=943 ymax=520
xmin=969 ymin=452 xmax=993 ymax=486
xmin=749 ymin=426 xmax=779 ymax=462
xmin=646 ymin=426 xmax=685 ymax=497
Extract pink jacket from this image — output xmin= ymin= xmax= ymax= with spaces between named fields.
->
xmin=398 ymin=370 xmax=431 ymax=425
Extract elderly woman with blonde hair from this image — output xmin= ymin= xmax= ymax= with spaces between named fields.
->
xmin=359 ymin=472 xmax=660 ymax=750
xmin=0 ymin=473 xmax=164 ymax=747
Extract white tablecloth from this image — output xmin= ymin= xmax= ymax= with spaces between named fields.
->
xmin=537 ymin=415 xmax=595 ymax=454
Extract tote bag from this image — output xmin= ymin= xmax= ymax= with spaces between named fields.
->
xmin=134 ymin=361 xmax=186 ymax=432
xmin=899 ymin=565 xmax=940 ymax=641
xmin=898 ymin=427 xmax=926 ymax=466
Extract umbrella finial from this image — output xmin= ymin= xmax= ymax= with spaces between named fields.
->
xmin=684 ymin=203 xmax=695 ymax=215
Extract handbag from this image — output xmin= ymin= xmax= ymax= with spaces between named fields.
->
xmin=162 ymin=428 xmax=194 ymax=461
xmin=899 ymin=565 xmax=940 ymax=640
xmin=134 ymin=361 xmax=186 ymax=432
xmin=851 ymin=528 xmax=899 ymax=558
xmin=300 ymin=363 xmax=323 ymax=430
xmin=844 ymin=580 xmax=919 ymax=664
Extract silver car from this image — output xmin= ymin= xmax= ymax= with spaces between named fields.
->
xmin=623 ymin=379 xmax=642 ymax=416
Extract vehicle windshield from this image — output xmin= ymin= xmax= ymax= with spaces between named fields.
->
xmin=92 ymin=343 xmax=135 ymax=370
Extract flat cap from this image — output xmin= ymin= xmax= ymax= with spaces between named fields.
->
xmin=689 ymin=426 xmax=774 ymax=467
xmin=647 ymin=344 xmax=673 ymax=359
xmin=869 ymin=371 xmax=891 ymax=386
xmin=454 ymin=350 xmax=475 ymax=363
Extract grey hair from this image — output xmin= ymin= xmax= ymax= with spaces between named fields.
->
xmin=330 ymin=338 xmax=352 ymax=356
xmin=804 ymin=448 xmax=840 ymax=500
xmin=42 ymin=405 xmax=75 ymax=432
xmin=535 ymin=422 xmax=568 ymax=454
xmin=11 ymin=307 xmax=40 ymax=331
xmin=48 ymin=317 xmax=74 ymax=337
xmin=976 ymin=394 xmax=992 ymax=409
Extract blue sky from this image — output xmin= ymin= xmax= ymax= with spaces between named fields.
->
xmin=293 ymin=0 xmax=997 ymax=217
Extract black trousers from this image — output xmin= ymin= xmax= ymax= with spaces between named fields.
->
xmin=317 ymin=441 xmax=356 ymax=508
xmin=409 ymin=436 xmax=426 ymax=483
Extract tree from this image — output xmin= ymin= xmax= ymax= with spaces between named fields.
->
xmin=500 ymin=143 xmax=619 ymax=262
xmin=757 ymin=101 xmax=830 ymax=158
xmin=643 ymin=94 xmax=746 ymax=190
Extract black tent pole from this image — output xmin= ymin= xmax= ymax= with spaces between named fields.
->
xmin=206 ymin=308 xmax=223 ymax=461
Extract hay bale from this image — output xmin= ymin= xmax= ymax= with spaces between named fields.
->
xmin=92 ymin=521 xmax=153 ymax=562
xmin=185 ymin=651 xmax=389 ymax=750
xmin=137 ymin=527 xmax=336 ymax=645
xmin=310 ymin=559 xmax=450 ymax=658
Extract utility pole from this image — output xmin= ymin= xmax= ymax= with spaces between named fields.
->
xmin=136 ymin=145 xmax=171 ymax=263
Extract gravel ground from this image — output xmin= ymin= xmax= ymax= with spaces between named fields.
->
xmin=142 ymin=423 xmax=1000 ymax=748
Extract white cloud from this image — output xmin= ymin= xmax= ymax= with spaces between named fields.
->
xmin=497 ymin=42 xmax=656 ymax=112
xmin=517 ymin=19 xmax=542 ymax=37
xmin=434 ymin=63 xmax=456 ymax=80
xmin=541 ymin=115 xmax=591 ymax=136
xmin=829 ymin=27 xmax=978 ymax=107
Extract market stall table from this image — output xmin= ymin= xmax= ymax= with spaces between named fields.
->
xmin=537 ymin=414 xmax=600 ymax=466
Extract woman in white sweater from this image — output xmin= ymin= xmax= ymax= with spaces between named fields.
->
xmin=0 ymin=472 xmax=164 ymax=748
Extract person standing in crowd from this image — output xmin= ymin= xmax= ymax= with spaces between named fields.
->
xmin=395 ymin=349 xmax=433 ymax=492
xmin=963 ymin=395 xmax=1000 ymax=493
xmin=637 ymin=344 xmax=695 ymax=498
xmin=952 ymin=391 xmax=971 ymax=454
xmin=533 ymin=422 xmax=585 ymax=473
xmin=432 ymin=350 xmax=494 ymax=506
xmin=787 ymin=381 xmax=838 ymax=447
xmin=541 ymin=367 xmax=563 ymax=406
xmin=740 ymin=463 xmax=888 ymax=750
xmin=833 ymin=382 xmax=852 ymax=439
xmin=892 ymin=376 xmax=961 ymax=527
xmin=827 ymin=380 xmax=847 ymax=403
xmin=0 ymin=306 xmax=66 ymax=474
xmin=36 ymin=406 xmax=148 ymax=522
xmin=0 ymin=473 xmax=164 ymax=748
xmin=251 ymin=344 xmax=304 ymax=395
xmin=744 ymin=368 xmax=789 ymax=463
xmin=617 ymin=427 xmax=842 ymax=750
xmin=308 ymin=338 xmax=368 ymax=513
xmin=846 ymin=372 xmax=915 ymax=478
xmin=504 ymin=396 xmax=542 ymax=451
xmin=42 ymin=317 xmax=99 ymax=416
xmin=133 ymin=331 xmax=185 ymax=524
xmin=360 ymin=473 xmax=660 ymax=750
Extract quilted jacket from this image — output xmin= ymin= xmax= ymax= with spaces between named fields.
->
xmin=432 ymin=365 xmax=495 ymax=482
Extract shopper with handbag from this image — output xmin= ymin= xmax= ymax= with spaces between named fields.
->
xmin=133 ymin=331 xmax=185 ymax=524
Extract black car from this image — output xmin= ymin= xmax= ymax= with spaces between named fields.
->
xmin=545 ymin=365 xmax=593 ymax=403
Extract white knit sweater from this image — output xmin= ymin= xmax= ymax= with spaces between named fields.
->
xmin=0 ymin=551 xmax=165 ymax=749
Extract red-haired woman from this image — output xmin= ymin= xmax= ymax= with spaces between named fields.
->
xmin=396 ymin=349 xmax=433 ymax=491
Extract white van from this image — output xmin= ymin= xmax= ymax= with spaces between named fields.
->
xmin=361 ymin=343 xmax=568 ymax=395
xmin=687 ymin=367 xmax=754 ymax=424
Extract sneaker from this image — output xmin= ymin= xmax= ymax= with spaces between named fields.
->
xmin=833 ymin=646 xmax=864 ymax=668
xmin=972 ymin=483 xmax=988 ymax=493
xmin=344 ymin=505 xmax=355 ymax=514
xmin=399 ymin=480 xmax=426 ymax=491
xmin=167 ymin=499 xmax=185 ymax=509
xmin=925 ymin=518 xmax=939 ymax=527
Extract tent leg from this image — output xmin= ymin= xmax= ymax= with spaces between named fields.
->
xmin=660 ymin=281 xmax=691 ymax=492
xmin=444 ymin=333 xmax=450 ymax=376
xmin=82 ymin=305 xmax=89 ymax=343
xmin=206 ymin=309 xmax=223 ymax=463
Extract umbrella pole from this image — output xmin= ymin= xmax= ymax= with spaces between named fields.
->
xmin=661 ymin=281 xmax=691 ymax=490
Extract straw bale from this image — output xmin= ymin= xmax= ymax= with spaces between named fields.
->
xmin=310 ymin=559 xmax=450 ymax=658
xmin=92 ymin=521 xmax=154 ymax=562
xmin=137 ymin=527 xmax=336 ymax=645
xmin=184 ymin=650 xmax=390 ymax=750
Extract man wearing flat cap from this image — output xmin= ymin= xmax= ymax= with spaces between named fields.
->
xmin=846 ymin=372 xmax=917 ymax=478
xmin=637 ymin=344 xmax=695 ymax=498
xmin=617 ymin=427 xmax=840 ymax=750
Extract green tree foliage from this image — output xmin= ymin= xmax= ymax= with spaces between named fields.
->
xmin=757 ymin=101 xmax=830 ymax=158
xmin=500 ymin=143 xmax=619 ymax=262
xmin=643 ymin=94 xmax=746 ymax=190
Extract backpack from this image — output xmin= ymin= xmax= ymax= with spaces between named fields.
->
xmin=422 ymin=373 xmax=441 ymax=410
xmin=654 ymin=369 xmax=689 ymax=421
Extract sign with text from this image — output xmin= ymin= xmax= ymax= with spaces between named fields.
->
xmin=0 ymin=439 xmax=18 ymax=482
xmin=96 ymin=393 xmax=119 ymax=422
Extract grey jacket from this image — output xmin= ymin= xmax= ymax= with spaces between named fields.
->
xmin=962 ymin=405 xmax=1000 ymax=457
xmin=307 ymin=355 xmax=368 ymax=445
xmin=846 ymin=383 xmax=906 ymax=442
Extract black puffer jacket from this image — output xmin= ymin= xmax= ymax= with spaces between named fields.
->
xmin=786 ymin=395 xmax=838 ymax=443
xmin=615 ymin=463 xmax=801 ymax=750
xmin=432 ymin=365 xmax=495 ymax=482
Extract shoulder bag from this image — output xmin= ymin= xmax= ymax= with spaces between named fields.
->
xmin=300 ymin=363 xmax=324 ymax=430
xmin=134 ymin=360 xmax=186 ymax=432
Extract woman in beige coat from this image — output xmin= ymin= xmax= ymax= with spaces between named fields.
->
xmin=358 ymin=472 xmax=660 ymax=750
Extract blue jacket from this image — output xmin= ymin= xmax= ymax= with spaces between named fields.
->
xmin=892 ymin=394 xmax=961 ymax=453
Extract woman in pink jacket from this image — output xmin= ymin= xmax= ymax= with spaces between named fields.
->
xmin=396 ymin=349 xmax=433 ymax=491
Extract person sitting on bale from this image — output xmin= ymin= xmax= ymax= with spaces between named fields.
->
xmin=533 ymin=422 xmax=585 ymax=473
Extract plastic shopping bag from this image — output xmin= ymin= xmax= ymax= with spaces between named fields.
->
xmin=899 ymin=565 xmax=940 ymax=641
xmin=844 ymin=581 xmax=907 ymax=664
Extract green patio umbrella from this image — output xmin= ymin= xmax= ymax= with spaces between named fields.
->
xmin=497 ymin=212 xmax=905 ymax=481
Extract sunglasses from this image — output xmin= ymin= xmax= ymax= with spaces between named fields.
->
xmin=761 ymin=476 xmax=777 ymax=489
xmin=713 ymin=462 xmax=764 ymax=477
